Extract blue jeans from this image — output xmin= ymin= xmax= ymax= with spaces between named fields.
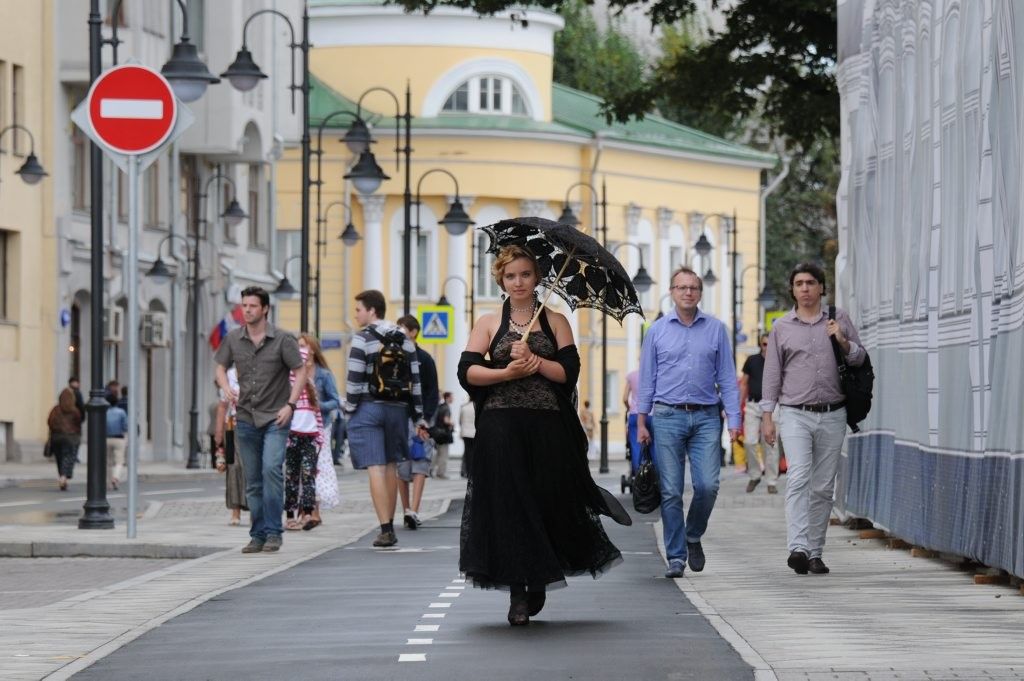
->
xmin=650 ymin=403 xmax=722 ymax=562
xmin=235 ymin=420 xmax=289 ymax=541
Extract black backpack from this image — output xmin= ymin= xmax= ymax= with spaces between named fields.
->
xmin=367 ymin=327 xmax=413 ymax=402
xmin=828 ymin=306 xmax=874 ymax=432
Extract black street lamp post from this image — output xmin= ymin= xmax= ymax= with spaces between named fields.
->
xmin=147 ymin=173 xmax=245 ymax=470
xmin=222 ymin=4 xmax=311 ymax=331
xmin=0 ymin=125 xmax=48 ymax=189
xmin=274 ymin=254 xmax=303 ymax=300
xmin=343 ymin=85 xmax=414 ymax=314
xmin=412 ymin=167 xmax=474 ymax=310
xmin=437 ymin=275 xmax=473 ymax=323
xmin=737 ymin=264 xmax=779 ymax=336
xmin=558 ymin=180 xmax=611 ymax=472
xmin=312 ymin=110 xmax=384 ymax=335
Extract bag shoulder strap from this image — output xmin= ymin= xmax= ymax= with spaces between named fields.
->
xmin=827 ymin=305 xmax=846 ymax=370
xmin=367 ymin=326 xmax=385 ymax=343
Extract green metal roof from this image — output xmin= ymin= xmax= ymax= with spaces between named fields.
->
xmin=309 ymin=74 xmax=776 ymax=166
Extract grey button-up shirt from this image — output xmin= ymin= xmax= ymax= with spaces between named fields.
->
xmin=760 ymin=306 xmax=865 ymax=413
xmin=214 ymin=322 xmax=304 ymax=428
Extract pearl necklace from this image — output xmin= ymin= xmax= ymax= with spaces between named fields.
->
xmin=509 ymin=302 xmax=534 ymax=314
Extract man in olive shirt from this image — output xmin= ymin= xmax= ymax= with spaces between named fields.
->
xmin=761 ymin=263 xmax=865 ymax=576
xmin=215 ymin=287 xmax=308 ymax=554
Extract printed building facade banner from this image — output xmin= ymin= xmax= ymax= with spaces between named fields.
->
xmin=836 ymin=0 xmax=1023 ymax=578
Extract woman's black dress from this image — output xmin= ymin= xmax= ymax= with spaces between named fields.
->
xmin=458 ymin=302 xmax=623 ymax=591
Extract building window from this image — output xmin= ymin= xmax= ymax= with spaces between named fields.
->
xmin=476 ymin=233 xmax=500 ymax=298
xmin=248 ymin=163 xmax=266 ymax=248
xmin=442 ymin=76 xmax=529 ymax=116
xmin=11 ymin=64 xmax=24 ymax=155
xmin=180 ymin=156 xmax=197 ymax=236
xmin=669 ymin=245 xmax=683 ymax=272
xmin=71 ymin=122 xmax=90 ymax=211
xmin=145 ymin=161 xmax=161 ymax=228
xmin=414 ymin=232 xmax=429 ymax=297
xmin=106 ymin=0 xmax=126 ymax=27
xmin=0 ymin=230 xmax=8 ymax=320
xmin=0 ymin=61 xmax=7 ymax=150
xmin=276 ymin=229 xmax=301 ymax=279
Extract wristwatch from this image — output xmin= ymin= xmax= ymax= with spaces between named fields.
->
xmin=287 ymin=401 xmax=297 ymax=411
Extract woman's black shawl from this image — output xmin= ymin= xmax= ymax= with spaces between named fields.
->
xmin=457 ymin=300 xmax=631 ymax=526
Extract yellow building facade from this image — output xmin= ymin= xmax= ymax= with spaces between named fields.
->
xmin=275 ymin=1 xmax=775 ymax=454
xmin=0 ymin=1 xmax=56 ymax=461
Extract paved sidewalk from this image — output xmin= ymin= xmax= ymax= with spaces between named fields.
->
xmin=0 ymin=461 xmax=221 ymax=490
xmin=664 ymin=469 xmax=1024 ymax=681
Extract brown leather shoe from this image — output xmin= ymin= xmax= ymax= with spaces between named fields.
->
xmin=746 ymin=479 xmax=760 ymax=493
xmin=372 ymin=531 xmax=397 ymax=547
xmin=807 ymin=557 xmax=831 ymax=574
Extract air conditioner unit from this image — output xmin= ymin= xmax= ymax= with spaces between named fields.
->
xmin=141 ymin=311 xmax=169 ymax=347
xmin=103 ymin=307 xmax=124 ymax=342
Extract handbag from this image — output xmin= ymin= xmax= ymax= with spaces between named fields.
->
xmin=828 ymin=305 xmax=875 ymax=433
xmin=631 ymin=443 xmax=661 ymax=514
xmin=43 ymin=436 xmax=52 ymax=458
xmin=428 ymin=423 xmax=453 ymax=445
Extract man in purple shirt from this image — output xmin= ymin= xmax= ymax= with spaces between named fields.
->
xmin=761 ymin=263 xmax=865 ymax=576
xmin=638 ymin=267 xmax=741 ymax=579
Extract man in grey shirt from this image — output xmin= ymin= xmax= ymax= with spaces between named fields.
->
xmin=761 ymin=263 xmax=865 ymax=576
xmin=215 ymin=286 xmax=307 ymax=554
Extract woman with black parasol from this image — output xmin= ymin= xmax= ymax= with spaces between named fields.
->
xmin=458 ymin=228 xmax=635 ymax=627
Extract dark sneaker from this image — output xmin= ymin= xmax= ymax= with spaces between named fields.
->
xmin=403 ymin=514 xmax=418 ymax=531
xmin=241 ymin=539 xmax=265 ymax=554
xmin=787 ymin=550 xmax=809 ymax=574
xmin=745 ymin=479 xmax=760 ymax=493
xmin=262 ymin=535 xmax=282 ymax=552
xmin=767 ymin=485 xmax=778 ymax=494
xmin=686 ymin=542 xmax=706 ymax=572
xmin=372 ymin=531 xmax=397 ymax=547
xmin=807 ymin=557 xmax=830 ymax=574
xmin=664 ymin=558 xmax=685 ymax=578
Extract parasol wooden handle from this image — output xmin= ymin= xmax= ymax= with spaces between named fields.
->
xmin=521 ymin=249 xmax=576 ymax=341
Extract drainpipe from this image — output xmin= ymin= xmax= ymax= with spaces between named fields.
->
xmin=585 ymin=133 xmax=604 ymax=402
xmin=759 ymin=154 xmax=790 ymax=293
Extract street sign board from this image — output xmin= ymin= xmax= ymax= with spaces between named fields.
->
xmin=418 ymin=305 xmax=454 ymax=345
xmin=86 ymin=64 xmax=177 ymax=155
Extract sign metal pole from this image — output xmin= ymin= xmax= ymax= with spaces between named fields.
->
xmin=126 ymin=154 xmax=140 ymax=539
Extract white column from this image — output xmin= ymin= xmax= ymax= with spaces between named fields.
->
xmin=624 ymin=203 xmax=644 ymax=373
xmin=357 ymin=194 xmax=387 ymax=291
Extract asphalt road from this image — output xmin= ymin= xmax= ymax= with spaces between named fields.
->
xmin=72 ymin=501 xmax=752 ymax=681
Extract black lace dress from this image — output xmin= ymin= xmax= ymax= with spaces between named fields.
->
xmin=458 ymin=303 xmax=623 ymax=591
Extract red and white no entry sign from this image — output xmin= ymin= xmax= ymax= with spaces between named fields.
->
xmin=87 ymin=64 xmax=177 ymax=156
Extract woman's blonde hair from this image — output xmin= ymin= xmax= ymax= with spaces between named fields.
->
xmin=491 ymin=244 xmax=539 ymax=291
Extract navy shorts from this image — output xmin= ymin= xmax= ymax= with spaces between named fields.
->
xmin=347 ymin=401 xmax=409 ymax=469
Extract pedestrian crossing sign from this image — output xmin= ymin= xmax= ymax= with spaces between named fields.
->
xmin=765 ymin=310 xmax=786 ymax=332
xmin=418 ymin=305 xmax=454 ymax=345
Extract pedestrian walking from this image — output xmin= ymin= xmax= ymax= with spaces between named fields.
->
xmin=68 ymin=377 xmax=86 ymax=424
xmin=578 ymin=400 xmax=597 ymax=460
xmin=459 ymin=244 xmax=628 ymax=626
xmin=398 ymin=420 xmax=434 ymax=530
xmin=343 ymin=290 xmax=424 ymax=548
xmin=47 ymin=388 xmax=81 ymax=491
xmin=761 ymin=262 xmax=866 ymax=576
xmin=623 ymin=367 xmax=654 ymax=474
xmin=458 ymin=398 xmax=475 ymax=479
xmin=637 ymin=266 xmax=741 ymax=579
xmin=741 ymin=334 xmax=779 ymax=494
xmin=214 ymin=286 xmax=307 ymax=554
xmin=283 ymin=344 xmax=322 ymax=532
xmin=105 ymin=393 xmax=127 ymax=490
xmin=301 ymin=334 xmax=341 ymax=529
xmin=430 ymin=392 xmax=454 ymax=478
xmin=213 ymin=369 xmax=247 ymax=526
xmin=397 ymin=315 xmax=439 ymax=423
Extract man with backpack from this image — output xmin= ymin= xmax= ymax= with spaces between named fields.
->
xmin=761 ymin=263 xmax=866 ymax=576
xmin=343 ymin=290 xmax=424 ymax=547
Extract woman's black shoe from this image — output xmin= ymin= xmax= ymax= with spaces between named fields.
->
xmin=508 ymin=592 xmax=530 ymax=626
xmin=527 ymin=589 xmax=546 ymax=617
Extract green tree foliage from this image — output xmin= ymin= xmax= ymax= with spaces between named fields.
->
xmin=552 ymin=0 xmax=646 ymax=102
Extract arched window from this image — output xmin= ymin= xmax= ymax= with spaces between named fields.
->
xmin=442 ymin=75 xmax=530 ymax=116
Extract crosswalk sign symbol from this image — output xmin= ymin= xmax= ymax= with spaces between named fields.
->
xmin=418 ymin=305 xmax=454 ymax=345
